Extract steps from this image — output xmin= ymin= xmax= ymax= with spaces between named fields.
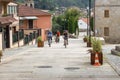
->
xmin=111 ymin=46 xmax=120 ymax=56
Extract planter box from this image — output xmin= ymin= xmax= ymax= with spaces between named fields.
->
xmin=83 ymin=38 xmax=87 ymax=42
xmin=38 ymin=41 xmax=44 ymax=47
xmin=87 ymin=42 xmax=92 ymax=47
xmin=91 ymin=52 xmax=103 ymax=65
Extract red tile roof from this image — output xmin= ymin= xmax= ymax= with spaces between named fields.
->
xmin=79 ymin=18 xmax=89 ymax=24
xmin=0 ymin=16 xmax=16 ymax=24
xmin=18 ymin=5 xmax=51 ymax=16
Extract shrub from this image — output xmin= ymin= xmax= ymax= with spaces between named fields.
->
xmin=84 ymin=35 xmax=89 ymax=41
xmin=37 ymin=36 xmax=42 ymax=42
xmin=92 ymin=38 xmax=102 ymax=53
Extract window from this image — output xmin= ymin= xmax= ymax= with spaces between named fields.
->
xmin=104 ymin=27 xmax=109 ymax=36
xmin=28 ymin=20 xmax=33 ymax=29
xmin=19 ymin=20 xmax=24 ymax=26
xmin=25 ymin=4 xmax=27 ymax=6
xmin=104 ymin=10 xmax=109 ymax=18
xmin=7 ymin=6 xmax=17 ymax=14
xmin=30 ymin=4 xmax=33 ymax=7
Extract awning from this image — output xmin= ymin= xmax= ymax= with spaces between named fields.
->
xmin=0 ymin=16 xmax=17 ymax=24
xmin=19 ymin=16 xmax=38 ymax=20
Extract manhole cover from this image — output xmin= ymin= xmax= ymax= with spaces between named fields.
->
xmin=64 ymin=67 xmax=80 ymax=70
xmin=36 ymin=66 xmax=52 ymax=68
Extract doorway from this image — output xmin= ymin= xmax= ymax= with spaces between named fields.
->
xmin=3 ymin=26 xmax=10 ymax=49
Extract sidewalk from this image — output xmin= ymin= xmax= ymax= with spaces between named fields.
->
xmin=80 ymin=32 xmax=120 ymax=75
xmin=102 ymin=44 xmax=120 ymax=75
xmin=0 ymin=32 xmax=119 ymax=80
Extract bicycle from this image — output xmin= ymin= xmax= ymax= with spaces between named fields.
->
xmin=55 ymin=36 xmax=60 ymax=43
xmin=64 ymin=37 xmax=68 ymax=48
xmin=48 ymin=37 xmax=52 ymax=47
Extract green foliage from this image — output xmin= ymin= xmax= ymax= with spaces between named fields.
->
xmin=52 ymin=15 xmax=64 ymax=34
xmin=52 ymin=7 xmax=82 ymax=34
xmin=37 ymin=36 xmax=42 ymax=42
xmin=65 ymin=7 xmax=81 ymax=34
xmin=16 ymin=0 xmax=94 ymax=10
xmin=85 ymin=36 xmax=93 ymax=43
xmin=92 ymin=38 xmax=102 ymax=53
xmin=84 ymin=35 xmax=89 ymax=40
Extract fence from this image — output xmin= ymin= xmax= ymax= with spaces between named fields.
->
xmin=13 ymin=32 xmax=18 ymax=43
xmin=19 ymin=29 xmax=24 ymax=40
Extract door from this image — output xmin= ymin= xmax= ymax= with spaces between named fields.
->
xmin=28 ymin=20 xmax=33 ymax=29
xmin=3 ymin=26 xmax=10 ymax=48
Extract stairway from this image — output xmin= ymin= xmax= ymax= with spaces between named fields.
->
xmin=111 ymin=46 xmax=120 ymax=56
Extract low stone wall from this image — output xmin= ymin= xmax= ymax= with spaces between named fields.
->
xmin=111 ymin=46 xmax=120 ymax=56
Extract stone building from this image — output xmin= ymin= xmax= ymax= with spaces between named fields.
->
xmin=95 ymin=0 xmax=120 ymax=43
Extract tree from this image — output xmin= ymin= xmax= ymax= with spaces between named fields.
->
xmin=64 ymin=7 xmax=81 ymax=34
xmin=52 ymin=15 xmax=64 ymax=34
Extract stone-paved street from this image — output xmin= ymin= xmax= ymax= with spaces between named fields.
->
xmin=0 ymin=34 xmax=120 ymax=80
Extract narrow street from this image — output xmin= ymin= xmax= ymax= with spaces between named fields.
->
xmin=0 ymin=35 xmax=120 ymax=80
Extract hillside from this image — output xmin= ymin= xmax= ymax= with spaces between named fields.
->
xmin=15 ymin=0 xmax=94 ymax=10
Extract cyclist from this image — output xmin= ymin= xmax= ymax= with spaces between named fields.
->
xmin=63 ymin=30 xmax=69 ymax=45
xmin=47 ymin=30 xmax=52 ymax=47
xmin=55 ymin=30 xmax=60 ymax=43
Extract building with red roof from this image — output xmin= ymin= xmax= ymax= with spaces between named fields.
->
xmin=18 ymin=5 xmax=52 ymax=41
xmin=78 ymin=18 xmax=89 ymax=31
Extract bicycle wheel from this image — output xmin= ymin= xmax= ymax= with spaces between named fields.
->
xmin=64 ymin=40 xmax=67 ymax=48
xmin=48 ymin=38 xmax=51 ymax=47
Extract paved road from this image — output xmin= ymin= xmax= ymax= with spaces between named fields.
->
xmin=0 ymin=35 xmax=120 ymax=80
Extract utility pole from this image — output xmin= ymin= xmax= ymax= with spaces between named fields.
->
xmin=88 ymin=0 xmax=91 ymax=47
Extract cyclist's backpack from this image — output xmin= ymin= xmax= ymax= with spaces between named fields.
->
xmin=48 ymin=32 xmax=52 ymax=37
xmin=64 ymin=33 xmax=68 ymax=37
xmin=57 ymin=32 xmax=60 ymax=36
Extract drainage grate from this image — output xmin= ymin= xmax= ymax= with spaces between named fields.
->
xmin=64 ymin=67 xmax=80 ymax=70
xmin=36 ymin=66 xmax=52 ymax=68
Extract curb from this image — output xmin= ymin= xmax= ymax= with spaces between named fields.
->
xmin=105 ymin=55 xmax=120 ymax=76
xmin=0 ymin=49 xmax=30 ymax=65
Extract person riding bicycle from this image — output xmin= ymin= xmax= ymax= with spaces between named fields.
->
xmin=63 ymin=30 xmax=69 ymax=45
xmin=47 ymin=30 xmax=52 ymax=39
xmin=55 ymin=30 xmax=60 ymax=43
xmin=47 ymin=30 xmax=52 ymax=46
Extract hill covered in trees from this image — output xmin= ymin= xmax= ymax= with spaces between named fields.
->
xmin=15 ymin=0 xmax=94 ymax=10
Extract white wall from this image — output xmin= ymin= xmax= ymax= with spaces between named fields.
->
xmin=78 ymin=20 xmax=88 ymax=29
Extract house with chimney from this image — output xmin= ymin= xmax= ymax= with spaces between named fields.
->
xmin=18 ymin=5 xmax=52 ymax=41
